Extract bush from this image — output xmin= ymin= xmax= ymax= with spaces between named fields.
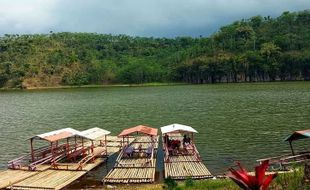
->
xmin=184 ymin=178 xmax=194 ymax=187
xmin=163 ymin=176 xmax=178 ymax=190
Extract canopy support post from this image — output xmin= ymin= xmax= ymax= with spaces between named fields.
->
xmin=289 ymin=141 xmax=295 ymax=156
xmin=66 ymin=138 xmax=69 ymax=157
xmin=51 ymin=142 xmax=54 ymax=159
xmin=30 ymin=138 xmax=34 ymax=162
xmin=191 ymin=132 xmax=194 ymax=144
xmin=82 ymin=137 xmax=84 ymax=153
xmin=105 ymin=135 xmax=107 ymax=154
xmin=74 ymin=136 xmax=77 ymax=151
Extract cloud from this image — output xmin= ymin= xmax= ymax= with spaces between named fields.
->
xmin=0 ymin=0 xmax=58 ymax=34
xmin=0 ymin=0 xmax=309 ymax=37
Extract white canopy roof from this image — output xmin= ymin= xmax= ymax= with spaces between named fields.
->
xmin=160 ymin=123 xmax=198 ymax=134
xmin=32 ymin=128 xmax=81 ymax=142
xmin=78 ymin=127 xmax=111 ymax=141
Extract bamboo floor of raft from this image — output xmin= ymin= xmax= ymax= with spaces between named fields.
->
xmin=9 ymin=158 xmax=105 ymax=190
xmin=103 ymin=136 xmax=158 ymax=183
xmin=0 ymin=170 xmax=38 ymax=189
xmin=0 ymin=135 xmax=126 ymax=189
xmin=164 ymin=155 xmax=212 ymax=179
xmin=162 ymin=133 xmax=212 ymax=179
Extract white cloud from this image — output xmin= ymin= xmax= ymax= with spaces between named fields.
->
xmin=0 ymin=0 xmax=58 ymax=34
xmin=0 ymin=0 xmax=309 ymax=37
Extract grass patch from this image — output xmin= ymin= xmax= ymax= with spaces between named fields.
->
xmin=270 ymin=167 xmax=310 ymax=190
xmin=108 ymin=168 xmax=310 ymax=190
xmin=174 ymin=178 xmax=239 ymax=190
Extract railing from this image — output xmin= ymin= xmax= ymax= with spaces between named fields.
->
xmin=257 ymin=152 xmax=310 ymax=170
xmin=115 ymin=145 xmax=126 ymax=166
xmin=7 ymin=154 xmax=31 ymax=169
xmin=192 ymin=144 xmax=202 ymax=161
xmin=281 ymin=153 xmax=310 ymax=165
xmin=257 ymin=153 xmax=291 ymax=165
xmin=28 ymin=155 xmax=53 ymax=171
xmin=76 ymin=152 xmax=94 ymax=170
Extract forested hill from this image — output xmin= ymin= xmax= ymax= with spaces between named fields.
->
xmin=0 ymin=10 xmax=309 ymax=88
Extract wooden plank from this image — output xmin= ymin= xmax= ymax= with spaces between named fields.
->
xmin=0 ymin=169 xmax=38 ymax=189
xmin=10 ymin=158 xmax=105 ymax=190
xmin=11 ymin=169 xmax=86 ymax=190
xmin=164 ymin=156 xmax=212 ymax=179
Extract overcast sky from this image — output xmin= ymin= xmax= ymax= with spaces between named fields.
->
xmin=0 ymin=0 xmax=309 ymax=38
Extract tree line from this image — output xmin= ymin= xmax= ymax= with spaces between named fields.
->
xmin=0 ymin=10 xmax=309 ymax=88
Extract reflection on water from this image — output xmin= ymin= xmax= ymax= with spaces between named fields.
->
xmin=0 ymin=82 xmax=309 ymax=180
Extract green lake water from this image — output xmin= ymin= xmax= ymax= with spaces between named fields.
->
xmin=0 ymin=82 xmax=309 ymax=178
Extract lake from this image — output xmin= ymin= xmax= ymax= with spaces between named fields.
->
xmin=0 ymin=82 xmax=309 ymax=178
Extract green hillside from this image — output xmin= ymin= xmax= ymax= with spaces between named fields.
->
xmin=0 ymin=10 xmax=309 ymax=88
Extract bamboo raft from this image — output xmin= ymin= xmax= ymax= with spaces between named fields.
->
xmin=104 ymin=128 xmax=159 ymax=184
xmin=10 ymin=158 xmax=105 ymax=190
xmin=161 ymin=124 xmax=213 ymax=180
xmin=0 ymin=170 xmax=38 ymax=189
xmin=0 ymin=134 xmax=128 ymax=189
xmin=164 ymin=155 xmax=212 ymax=179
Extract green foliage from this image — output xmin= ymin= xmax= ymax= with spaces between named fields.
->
xmin=160 ymin=170 xmax=309 ymax=190
xmin=272 ymin=167 xmax=310 ymax=190
xmin=0 ymin=10 xmax=309 ymax=88
xmin=163 ymin=176 xmax=178 ymax=190
xmin=184 ymin=178 xmax=194 ymax=187
xmin=162 ymin=179 xmax=238 ymax=190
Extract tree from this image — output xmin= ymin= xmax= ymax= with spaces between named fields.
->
xmin=260 ymin=42 xmax=281 ymax=80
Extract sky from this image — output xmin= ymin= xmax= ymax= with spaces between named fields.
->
xmin=0 ymin=0 xmax=309 ymax=38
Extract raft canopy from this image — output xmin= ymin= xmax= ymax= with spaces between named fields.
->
xmin=78 ymin=127 xmax=111 ymax=141
xmin=31 ymin=128 xmax=81 ymax=142
xmin=161 ymin=123 xmax=198 ymax=134
xmin=31 ymin=127 xmax=111 ymax=142
xmin=118 ymin=125 xmax=158 ymax=137
xmin=284 ymin=129 xmax=310 ymax=142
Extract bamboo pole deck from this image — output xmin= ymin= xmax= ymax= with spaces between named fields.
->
xmin=9 ymin=157 xmax=105 ymax=190
xmin=0 ymin=170 xmax=38 ymax=189
xmin=103 ymin=136 xmax=159 ymax=183
xmin=164 ymin=155 xmax=212 ymax=179
xmin=163 ymin=134 xmax=212 ymax=180
xmin=0 ymin=135 xmax=126 ymax=189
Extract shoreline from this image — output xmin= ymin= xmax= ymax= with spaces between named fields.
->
xmin=0 ymin=80 xmax=308 ymax=91
xmin=0 ymin=82 xmax=187 ymax=91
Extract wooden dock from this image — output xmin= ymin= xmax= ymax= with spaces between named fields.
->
xmin=103 ymin=135 xmax=159 ymax=183
xmin=0 ymin=135 xmax=127 ymax=190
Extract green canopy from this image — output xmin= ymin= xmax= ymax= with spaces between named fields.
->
xmin=284 ymin=129 xmax=310 ymax=142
